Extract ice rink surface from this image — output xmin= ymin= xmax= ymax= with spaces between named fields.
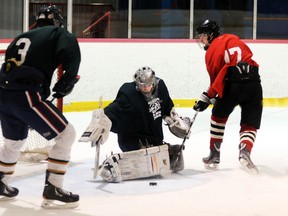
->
xmin=1 ymin=107 xmax=288 ymax=216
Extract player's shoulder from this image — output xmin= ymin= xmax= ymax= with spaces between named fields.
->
xmin=157 ymin=77 xmax=164 ymax=84
xmin=217 ymin=34 xmax=240 ymax=42
xmin=120 ymin=82 xmax=135 ymax=90
xmin=157 ymin=78 xmax=167 ymax=89
xmin=29 ymin=25 xmax=58 ymax=33
xmin=11 ymin=26 xmax=57 ymax=42
xmin=210 ymin=34 xmax=241 ymax=49
xmin=116 ymin=82 xmax=139 ymax=101
xmin=217 ymin=33 xmax=240 ymax=41
xmin=53 ymin=26 xmax=76 ymax=38
xmin=33 ymin=26 xmax=75 ymax=37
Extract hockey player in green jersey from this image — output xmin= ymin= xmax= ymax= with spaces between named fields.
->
xmin=0 ymin=5 xmax=81 ymax=208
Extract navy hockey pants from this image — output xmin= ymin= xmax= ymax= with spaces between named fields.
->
xmin=0 ymin=89 xmax=68 ymax=140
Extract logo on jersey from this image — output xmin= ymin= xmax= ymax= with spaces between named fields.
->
xmin=148 ymin=98 xmax=161 ymax=120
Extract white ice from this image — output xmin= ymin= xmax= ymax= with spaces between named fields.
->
xmin=1 ymin=107 xmax=288 ymax=216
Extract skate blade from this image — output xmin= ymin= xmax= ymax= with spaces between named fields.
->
xmin=204 ymin=163 xmax=219 ymax=170
xmin=239 ymin=158 xmax=259 ymax=175
xmin=41 ymin=199 xmax=79 ymax=209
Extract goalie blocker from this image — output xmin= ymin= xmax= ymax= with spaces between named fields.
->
xmin=99 ymin=144 xmax=184 ymax=183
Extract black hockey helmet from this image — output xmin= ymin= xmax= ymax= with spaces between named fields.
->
xmin=195 ymin=19 xmax=220 ymax=49
xmin=36 ymin=5 xmax=64 ymax=27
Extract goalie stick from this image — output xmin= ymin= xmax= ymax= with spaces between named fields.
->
xmin=182 ymin=111 xmax=198 ymax=149
xmin=92 ymin=96 xmax=103 ymax=179
xmin=172 ymin=111 xmax=198 ymax=170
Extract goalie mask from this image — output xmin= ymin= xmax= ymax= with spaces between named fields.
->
xmin=134 ymin=66 xmax=158 ymax=100
xmin=134 ymin=67 xmax=157 ymax=90
xmin=36 ymin=5 xmax=64 ymax=28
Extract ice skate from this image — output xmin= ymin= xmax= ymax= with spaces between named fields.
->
xmin=41 ymin=171 xmax=79 ymax=209
xmin=239 ymin=143 xmax=258 ymax=174
xmin=0 ymin=172 xmax=19 ymax=201
xmin=203 ymin=143 xmax=221 ymax=170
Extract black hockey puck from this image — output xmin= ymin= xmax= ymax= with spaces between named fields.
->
xmin=149 ymin=182 xmax=157 ymax=186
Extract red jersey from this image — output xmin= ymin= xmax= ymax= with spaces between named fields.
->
xmin=205 ymin=34 xmax=259 ymax=98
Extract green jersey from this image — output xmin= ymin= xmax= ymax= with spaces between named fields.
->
xmin=3 ymin=26 xmax=81 ymax=95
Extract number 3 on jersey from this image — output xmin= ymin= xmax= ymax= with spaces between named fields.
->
xmin=9 ymin=38 xmax=31 ymax=66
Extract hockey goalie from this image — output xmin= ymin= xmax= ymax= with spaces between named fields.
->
xmin=79 ymin=66 xmax=192 ymax=182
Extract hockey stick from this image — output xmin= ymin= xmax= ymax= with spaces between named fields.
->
xmin=92 ymin=96 xmax=103 ymax=179
xmin=92 ymin=136 xmax=102 ymax=179
xmin=50 ymin=97 xmax=56 ymax=103
xmin=172 ymin=111 xmax=198 ymax=170
xmin=181 ymin=111 xmax=198 ymax=150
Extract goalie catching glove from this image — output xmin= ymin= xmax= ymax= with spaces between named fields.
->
xmin=164 ymin=108 xmax=191 ymax=139
xmin=79 ymin=108 xmax=112 ymax=144
xmin=52 ymin=75 xmax=80 ymax=98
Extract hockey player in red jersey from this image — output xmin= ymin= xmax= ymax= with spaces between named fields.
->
xmin=193 ymin=19 xmax=263 ymax=174
xmin=0 ymin=5 xmax=81 ymax=208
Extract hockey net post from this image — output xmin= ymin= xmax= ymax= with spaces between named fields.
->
xmin=0 ymin=49 xmax=63 ymax=162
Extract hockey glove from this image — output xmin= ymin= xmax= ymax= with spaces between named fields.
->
xmin=79 ymin=108 xmax=112 ymax=144
xmin=193 ymin=92 xmax=212 ymax=112
xmin=52 ymin=75 xmax=80 ymax=98
xmin=164 ymin=108 xmax=191 ymax=139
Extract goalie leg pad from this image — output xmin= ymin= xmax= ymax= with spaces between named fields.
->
xmin=168 ymin=144 xmax=184 ymax=173
xmin=100 ymin=145 xmax=171 ymax=182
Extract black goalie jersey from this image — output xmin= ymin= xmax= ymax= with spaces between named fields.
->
xmin=104 ymin=79 xmax=174 ymax=152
